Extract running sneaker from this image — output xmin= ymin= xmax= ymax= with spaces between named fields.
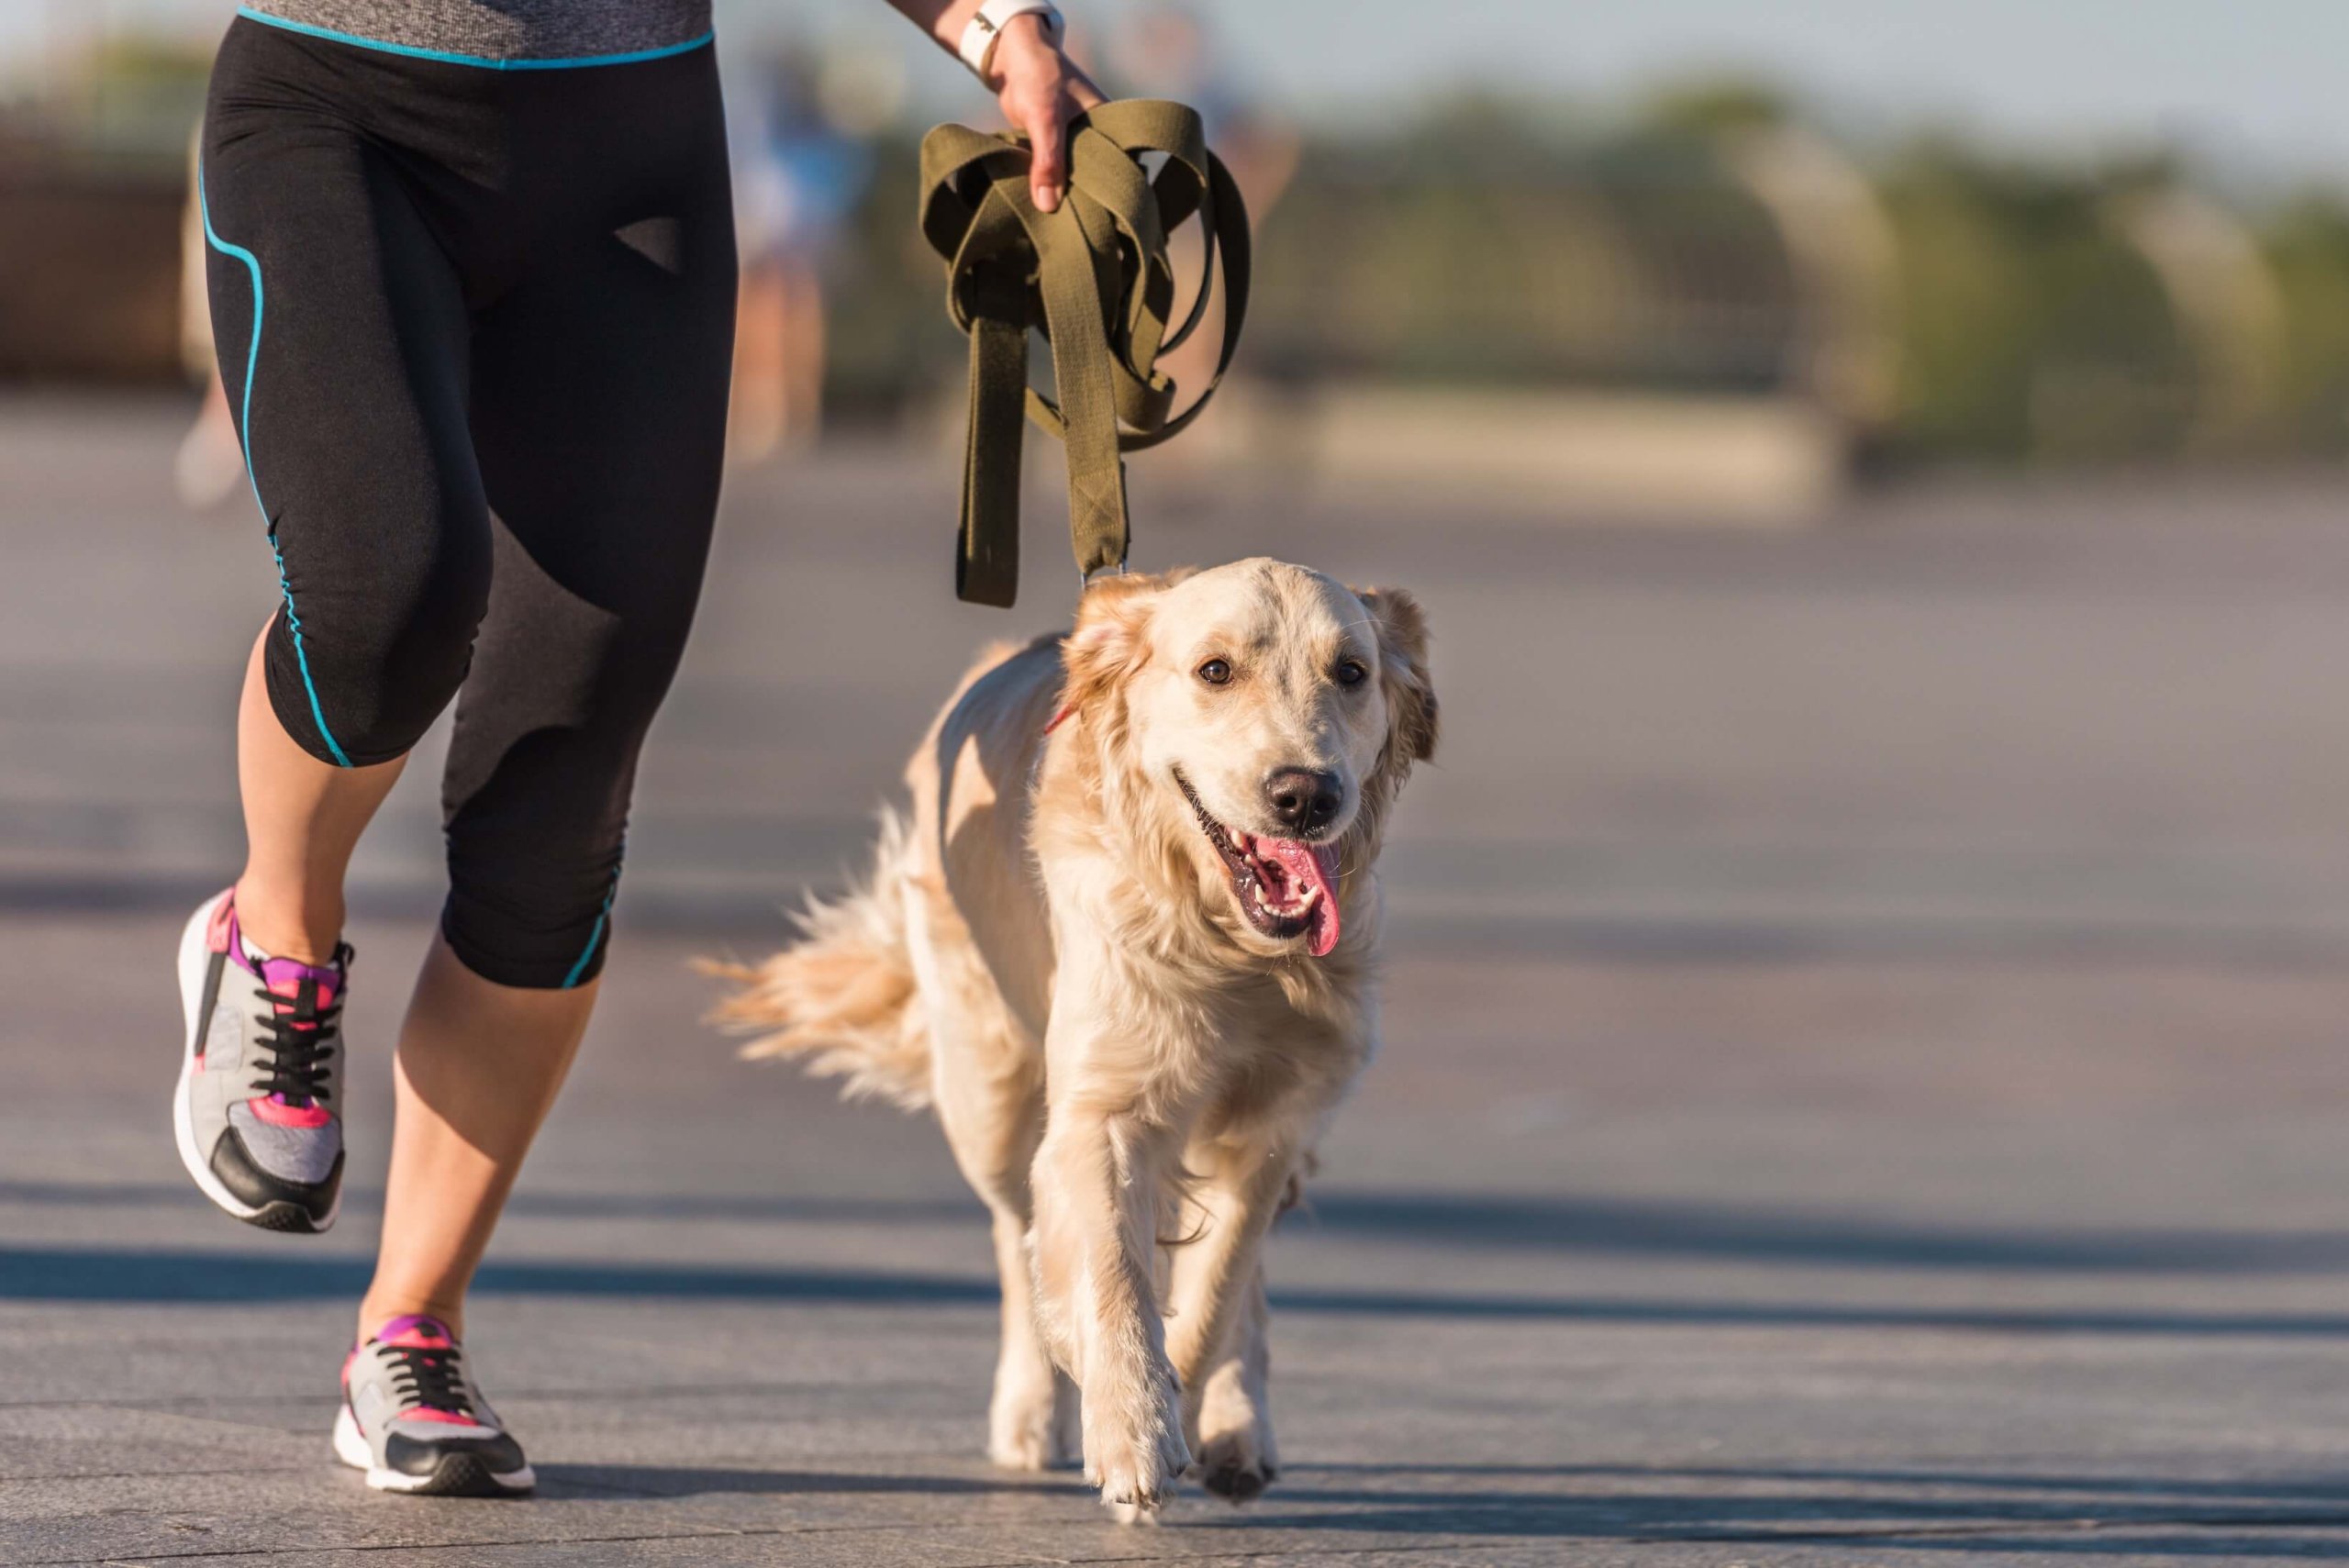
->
xmin=172 ymin=886 xmax=348 ymax=1232
xmin=334 ymin=1316 xmax=535 ymax=1496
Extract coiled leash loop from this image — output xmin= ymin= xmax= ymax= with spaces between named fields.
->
xmin=919 ymin=99 xmax=1250 ymax=606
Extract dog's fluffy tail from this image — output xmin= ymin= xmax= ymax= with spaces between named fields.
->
xmin=699 ymin=809 xmax=933 ymax=1112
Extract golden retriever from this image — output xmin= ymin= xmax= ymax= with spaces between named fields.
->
xmin=706 ymin=559 xmax=1437 ymax=1516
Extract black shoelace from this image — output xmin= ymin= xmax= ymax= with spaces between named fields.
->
xmin=249 ymin=961 xmax=344 ymax=1106
xmin=384 ymin=1341 xmax=475 ymax=1418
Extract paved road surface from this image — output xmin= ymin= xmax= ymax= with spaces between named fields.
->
xmin=8 ymin=395 xmax=2349 ymax=1564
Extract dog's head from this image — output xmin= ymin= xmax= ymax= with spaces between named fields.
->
xmin=1058 ymin=559 xmax=1438 ymax=957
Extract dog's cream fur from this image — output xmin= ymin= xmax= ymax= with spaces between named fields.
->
xmin=707 ymin=559 xmax=1437 ymax=1515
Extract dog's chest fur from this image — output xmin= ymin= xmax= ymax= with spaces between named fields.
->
xmin=1041 ymin=889 xmax=1378 ymax=1120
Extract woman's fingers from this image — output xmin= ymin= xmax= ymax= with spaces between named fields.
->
xmin=1025 ymin=95 xmax=1069 ymax=212
xmin=989 ymin=18 xmax=1105 ymax=215
xmin=1023 ymin=83 xmax=1108 ymax=212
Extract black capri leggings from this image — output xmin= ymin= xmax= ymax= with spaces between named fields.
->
xmin=200 ymin=17 xmax=736 ymax=988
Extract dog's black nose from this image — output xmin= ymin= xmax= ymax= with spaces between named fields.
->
xmin=1265 ymin=769 xmax=1343 ymax=834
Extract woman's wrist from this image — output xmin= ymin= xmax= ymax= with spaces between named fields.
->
xmin=975 ymin=12 xmax=1063 ymax=87
xmin=924 ymin=0 xmax=984 ymax=52
xmin=930 ymin=0 xmax=1062 ymax=86
xmin=886 ymin=0 xmax=1000 ymax=58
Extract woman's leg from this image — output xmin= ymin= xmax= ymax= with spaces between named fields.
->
xmin=202 ymin=84 xmax=491 ymax=966
xmin=352 ymin=42 xmax=738 ymax=1338
xmin=233 ymin=625 xmax=406 ymax=966
xmin=729 ymin=255 xmax=788 ymax=462
xmin=358 ymin=940 xmax=596 ymax=1338
xmin=184 ymin=78 xmax=493 ymax=1233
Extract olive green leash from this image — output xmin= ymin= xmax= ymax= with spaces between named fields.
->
xmin=918 ymin=99 xmax=1250 ymax=606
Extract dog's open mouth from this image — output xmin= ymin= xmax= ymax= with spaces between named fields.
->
xmin=1176 ymin=772 xmax=1341 ymax=956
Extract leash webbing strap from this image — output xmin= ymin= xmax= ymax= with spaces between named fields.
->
xmin=920 ymin=99 xmax=1251 ymax=606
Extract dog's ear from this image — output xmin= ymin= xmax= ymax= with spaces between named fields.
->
xmin=1060 ymin=573 xmax=1170 ymax=719
xmin=1356 ymin=586 xmax=1439 ymax=765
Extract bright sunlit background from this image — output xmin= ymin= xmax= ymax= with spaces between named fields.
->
xmin=14 ymin=6 xmax=2349 ymax=1562
xmin=18 ymin=0 xmax=2349 ymax=499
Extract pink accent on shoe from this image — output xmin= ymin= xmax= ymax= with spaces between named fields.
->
xmin=219 ymin=898 xmax=266 ymax=982
xmin=390 ymin=1407 xmax=483 ymax=1428
xmin=370 ymin=1314 xmax=455 ymax=1348
xmin=259 ymin=956 xmax=340 ymax=1012
xmin=247 ymin=1095 xmax=333 ymax=1129
xmin=206 ymin=889 xmax=238 ymax=952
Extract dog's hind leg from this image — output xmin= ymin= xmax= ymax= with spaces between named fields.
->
xmin=1190 ymin=1262 xmax=1277 ymax=1503
xmin=919 ymin=942 xmax=1074 ymax=1470
xmin=979 ymin=1201 xmax=1080 ymax=1469
xmin=1162 ymin=1132 xmax=1298 ymax=1502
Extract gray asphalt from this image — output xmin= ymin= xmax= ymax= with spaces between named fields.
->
xmin=8 ymin=395 xmax=2349 ymax=1564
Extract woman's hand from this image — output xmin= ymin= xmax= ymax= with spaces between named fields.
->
xmin=983 ymin=14 xmax=1105 ymax=214
xmin=885 ymin=0 xmax=1107 ymax=211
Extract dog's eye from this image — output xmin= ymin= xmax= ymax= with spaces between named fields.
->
xmin=1197 ymin=659 xmax=1232 ymax=686
xmin=1334 ymin=659 xmax=1370 ymax=688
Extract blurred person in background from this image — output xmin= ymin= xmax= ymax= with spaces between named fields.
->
xmin=170 ymin=0 xmax=1097 ymax=1497
xmin=1103 ymin=2 xmax=1296 ymax=431
xmin=727 ymin=47 xmax=878 ymax=462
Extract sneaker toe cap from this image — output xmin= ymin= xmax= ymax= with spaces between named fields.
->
xmin=384 ymin=1427 xmax=528 ymax=1478
xmin=210 ymin=1123 xmax=341 ymax=1222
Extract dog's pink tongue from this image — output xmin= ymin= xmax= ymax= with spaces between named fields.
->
xmin=1261 ymin=840 xmax=1343 ymax=957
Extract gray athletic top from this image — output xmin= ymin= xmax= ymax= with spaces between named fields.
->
xmin=239 ymin=0 xmax=713 ymax=63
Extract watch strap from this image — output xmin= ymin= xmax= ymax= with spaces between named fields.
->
xmin=957 ymin=0 xmax=1063 ymax=80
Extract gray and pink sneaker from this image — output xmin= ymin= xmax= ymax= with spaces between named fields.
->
xmin=334 ymin=1315 xmax=534 ymax=1496
xmin=172 ymin=887 xmax=348 ymax=1233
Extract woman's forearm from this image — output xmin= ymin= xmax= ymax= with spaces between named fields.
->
xmin=878 ymin=0 xmax=992 ymax=56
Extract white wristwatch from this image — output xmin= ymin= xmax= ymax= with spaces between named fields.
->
xmin=957 ymin=0 xmax=1064 ymax=82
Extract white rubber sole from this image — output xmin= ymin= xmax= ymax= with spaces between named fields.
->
xmin=333 ymin=1405 xmax=536 ymax=1495
xmin=169 ymin=891 xmax=340 ymax=1232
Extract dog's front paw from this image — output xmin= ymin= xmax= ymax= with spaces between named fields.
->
xmin=1083 ymin=1372 xmax=1191 ymax=1515
xmin=1090 ymin=1428 xmax=1189 ymax=1513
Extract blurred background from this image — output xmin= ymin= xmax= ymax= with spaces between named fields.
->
xmin=24 ymin=1 xmax=2349 ymax=500
xmin=15 ymin=4 xmax=2349 ymax=1562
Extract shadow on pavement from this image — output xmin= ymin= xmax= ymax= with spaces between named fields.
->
xmin=1286 ymin=1192 xmax=2349 ymax=1273
xmin=11 ymin=1180 xmax=2349 ymax=1274
xmin=1214 ymin=1462 xmax=2349 ymax=1550
xmin=1317 ymin=1462 xmax=2349 ymax=1505
xmin=541 ymin=1464 xmax=1050 ymax=1500
xmin=505 ymin=1458 xmax=2349 ymax=1553
xmin=12 ymin=1245 xmax=2349 ymax=1336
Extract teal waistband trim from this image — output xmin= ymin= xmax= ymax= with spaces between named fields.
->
xmin=235 ymin=6 xmax=714 ymax=70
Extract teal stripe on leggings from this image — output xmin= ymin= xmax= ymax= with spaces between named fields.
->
xmin=562 ymin=860 xmax=625 ymax=989
xmin=198 ymin=171 xmax=353 ymax=769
